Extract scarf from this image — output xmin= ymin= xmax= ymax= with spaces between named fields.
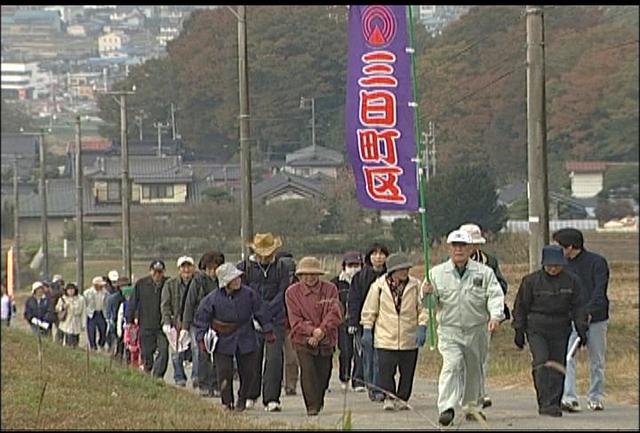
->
xmin=385 ymin=275 xmax=407 ymax=315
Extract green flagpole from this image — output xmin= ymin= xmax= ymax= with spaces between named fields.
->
xmin=407 ymin=5 xmax=436 ymax=350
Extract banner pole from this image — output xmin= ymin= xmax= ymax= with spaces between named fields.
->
xmin=407 ymin=5 xmax=436 ymax=350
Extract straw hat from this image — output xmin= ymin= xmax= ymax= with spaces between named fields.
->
xmin=295 ymin=257 xmax=325 ymax=275
xmin=248 ymin=232 xmax=283 ymax=257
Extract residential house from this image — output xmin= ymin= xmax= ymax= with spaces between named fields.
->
xmin=64 ymin=136 xmax=114 ymax=176
xmin=1 ymin=134 xmax=39 ymax=180
xmin=566 ymin=161 xmax=609 ymax=198
xmin=253 ymin=172 xmax=329 ymax=205
xmin=98 ymin=31 xmax=129 ymax=57
xmin=283 ymin=145 xmax=344 ymax=179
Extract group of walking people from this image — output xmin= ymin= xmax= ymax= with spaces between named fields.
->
xmin=16 ymin=224 xmax=609 ymax=425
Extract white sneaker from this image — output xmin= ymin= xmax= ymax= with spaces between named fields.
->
xmin=265 ymin=401 xmax=282 ymax=412
xmin=383 ymin=399 xmax=395 ymax=411
xmin=246 ymin=399 xmax=256 ymax=410
xmin=353 ymin=386 xmax=367 ymax=393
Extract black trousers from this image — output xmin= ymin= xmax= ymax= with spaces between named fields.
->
xmin=198 ymin=347 xmax=219 ymax=392
xmin=377 ymin=348 xmax=418 ymax=402
xmin=247 ymin=325 xmax=284 ymax=404
xmin=140 ymin=328 xmax=169 ymax=379
xmin=296 ymin=349 xmax=333 ymax=413
xmin=215 ymin=350 xmax=257 ymax=407
xmin=527 ymin=331 xmax=569 ymax=413
xmin=337 ymin=323 xmax=355 ymax=383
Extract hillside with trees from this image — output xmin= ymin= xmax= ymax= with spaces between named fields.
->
xmin=98 ymin=6 xmax=638 ymax=183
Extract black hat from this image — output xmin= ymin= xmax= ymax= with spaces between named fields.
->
xmin=149 ymin=259 xmax=166 ymax=271
xmin=541 ymin=245 xmax=567 ymax=266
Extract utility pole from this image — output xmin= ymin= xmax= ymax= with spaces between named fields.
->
xmin=526 ymin=5 xmax=550 ymax=272
xmin=237 ymin=5 xmax=253 ymax=260
xmin=170 ymin=103 xmax=176 ymax=140
xmin=300 ymin=96 xmax=316 ymax=152
xmin=156 ymin=122 xmax=163 ymax=156
xmin=19 ymin=129 xmax=50 ymax=279
xmin=39 ymin=131 xmax=49 ymax=280
xmin=13 ymin=158 xmax=20 ymax=293
xmin=103 ymin=88 xmax=136 ymax=281
xmin=75 ymin=115 xmax=84 ymax=290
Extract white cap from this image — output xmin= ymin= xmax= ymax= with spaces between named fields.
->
xmin=459 ymin=223 xmax=486 ymax=244
xmin=92 ymin=276 xmax=105 ymax=286
xmin=446 ymin=230 xmax=473 ymax=244
xmin=52 ymin=274 xmax=63 ymax=283
xmin=177 ymin=256 xmax=195 ymax=267
xmin=32 ymin=281 xmax=44 ymax=293
xmin=108 ymin=270 xmax=119 ymax=283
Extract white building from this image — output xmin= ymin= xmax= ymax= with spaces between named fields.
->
xmin=566 ymin=161 xmax=608 ymax=198
xmin=98 ymin=31 xmax=129 ymax=56
xmin=1 ymin=62 xmax=48 ymax=100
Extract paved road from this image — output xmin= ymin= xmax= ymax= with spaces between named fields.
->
xmin=11 ymin=306 xmax=638 ymax=430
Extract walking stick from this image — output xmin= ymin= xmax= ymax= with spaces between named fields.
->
xmin=407 ymin=5 xmax=436 ymax=349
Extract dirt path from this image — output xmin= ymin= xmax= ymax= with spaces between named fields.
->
xmin=9 ymin=304 xmax=638 ymax=430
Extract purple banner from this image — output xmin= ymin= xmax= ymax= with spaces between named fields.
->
xmin=345 ymin=5 xmax=418 ymax=211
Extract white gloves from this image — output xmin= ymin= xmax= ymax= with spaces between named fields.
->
xmin=347 ymin=326 xmax=358 ymax=335
xmin=252 ymin=319 xmax=263 ymax=332
xmin=30 ymin=317 xmax=50 ymax=330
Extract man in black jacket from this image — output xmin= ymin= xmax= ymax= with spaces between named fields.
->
xmin=238 ymin=233 xmax=290 ymax=412
xmin=512 ymin=245 xmax=588 ymax=417
xmin=126 ymin=259 xmax=170 ymax=379
xmin=553 ymin=228 xmax=610 ymax=413
xmin=347 ymin=242 xmax=389 ymax=401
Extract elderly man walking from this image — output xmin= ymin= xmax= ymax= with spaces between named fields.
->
xmin=459 ymin=222 xmax=509 ymax=409
xmin=361 ymin=253 xmax=428 ymax=411
xmin=512 ymin=245 xmax=588 ymax=417
xmin=161 ymin=255 xmax=201 ymax=387
xmin=285 ymin=257 xmax=343 ymax=416
xmin=84 ymin=276 xmax=109 ymax=351
xmin=422 ymin=230 xmax=505 ymax=426
xmin=127 ymin=259 xmax=170 ymax=379
xmin=238 ymin=233 xmax=291 ymax=412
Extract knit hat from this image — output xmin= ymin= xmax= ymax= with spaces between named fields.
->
xmin=541 ymin=245 xmax=567 ymax=266
xmin=385 ymin=253 xmax=413 ymax=274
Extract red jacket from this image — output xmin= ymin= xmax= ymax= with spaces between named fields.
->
xmin=285 ymin=280 xmax=343 ymax=353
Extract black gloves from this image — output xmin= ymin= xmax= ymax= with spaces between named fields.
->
xmin=577 ymin=331 xmax=588 ymax=347
xmin=514 ymin=330 xmax=525 ymax=349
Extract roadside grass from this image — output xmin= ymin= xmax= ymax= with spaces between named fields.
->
xmin=412 ymin=261 xmax=639 ymax=406
xmin=0 ymin=328 xmax=287 ymax=430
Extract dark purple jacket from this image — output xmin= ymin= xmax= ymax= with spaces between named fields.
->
xmin=193 ymin=284 xmax=273 ymax=356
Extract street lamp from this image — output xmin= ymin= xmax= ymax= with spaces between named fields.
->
xmin=299 ymin=96 xmax=316 ymax=153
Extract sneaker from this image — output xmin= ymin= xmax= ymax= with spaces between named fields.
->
xmin=561 ymin=400 xmax=582 ymax=413
xmin=383 ymin=399 xmax=395 ymax=411
xmin=587 ymin=400 xmax=604 ymax=411
xmin=340 ymin=382 xmax=348 ymax=391
xmin=246 ymin=399 xmax=256 ymax=410
xmin=212 ymin=389 xmax=221 ymax=398
xmin=481 ymin=396 xmax=492 ymax=408
xmin=265 ymin=401 xmax=282 ymax=412
xmin=353 ymin=386 xmax=367 ymax=393
xmin=439 ymin=408 xmax=455 ymax=426
xmin=394 ymin=400 xmax=410 ymax=411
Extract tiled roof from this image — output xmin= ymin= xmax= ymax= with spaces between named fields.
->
xmin=253 ymin=172 xmax=327 ymax=203
xmin=285 ymin=145 xmax=344 ymax=166
xmin=88 ymin=155 xmax=193 ymax=183
xmin=565 ymin=161 xmax=609 ymax=172
xmin=1 ymin=134 xmax=39 ymax=157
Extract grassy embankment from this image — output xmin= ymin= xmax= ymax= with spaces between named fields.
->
xmin=0 ymin=327 xmax=289 ymax=430
xmin=412 ymin=261 xmax=639 ymax=406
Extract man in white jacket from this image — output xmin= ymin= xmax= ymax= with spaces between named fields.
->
xmin=422 ymin=230 xmax=504 ymax=426
xmin=84 ymin=276 xmax=108 ymax=351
